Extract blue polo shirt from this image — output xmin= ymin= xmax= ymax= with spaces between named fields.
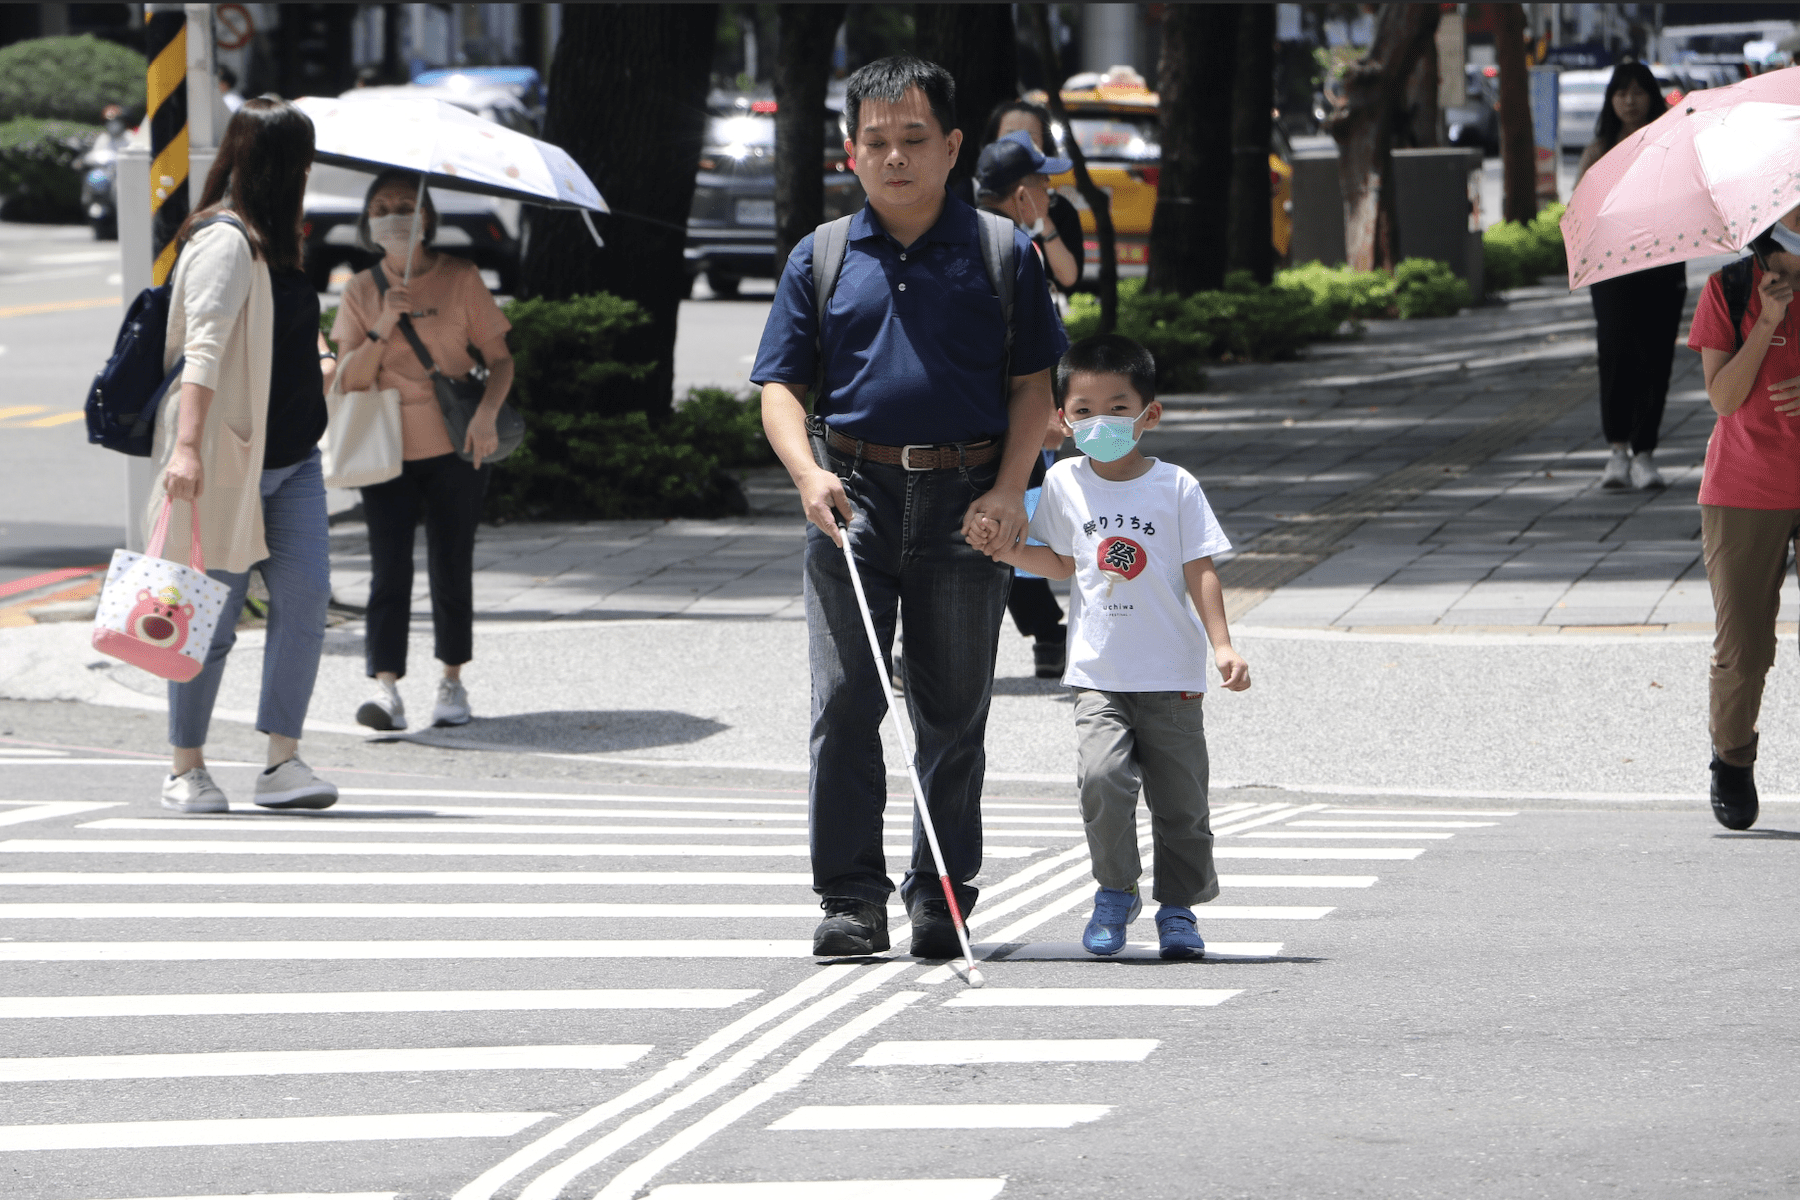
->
xmin=751 ymin=192 xmax=1068 ymax=446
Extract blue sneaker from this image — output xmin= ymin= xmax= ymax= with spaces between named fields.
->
xmin=1156 ymin=905 xmax=1205 ymax=960
xmin=1081 ymin=886 xmax=1142 ymax=956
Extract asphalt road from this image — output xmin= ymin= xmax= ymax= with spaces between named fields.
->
xmin=0 ymin=699 xmax=1796 ymax=1200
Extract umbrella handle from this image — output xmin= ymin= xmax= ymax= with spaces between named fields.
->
xmin=580 ymin=210 xmax=604 ymax=249
xmin=403 ymin=174 xmax=427 ymax=288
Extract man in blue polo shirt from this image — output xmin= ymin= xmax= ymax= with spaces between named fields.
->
xmin=754 ymin=55 xmax=1067 ymax=959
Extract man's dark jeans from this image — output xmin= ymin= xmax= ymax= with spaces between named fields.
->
xmin=805 ymin=441 xmax=1011 ymax=916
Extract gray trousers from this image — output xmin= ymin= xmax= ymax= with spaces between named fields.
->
xmin=1073 ymin=689 xmax=1219 ymax=907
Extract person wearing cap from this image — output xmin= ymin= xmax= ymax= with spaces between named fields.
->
xmin=977 ymin=125 xmax=1080 ymax=293
xmin=752 ymin=56 xmax=1068 ymax=961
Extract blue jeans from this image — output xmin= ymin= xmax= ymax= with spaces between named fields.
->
xmin=168 ymin=449 xmax=330 ymax=748
xmin=804 ymin=441 xmax=1012 ymax=912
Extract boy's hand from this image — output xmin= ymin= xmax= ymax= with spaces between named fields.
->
xmin=1215 ymin=646 xmax=1251 ymax=691
xmin=967 ymin=514 xmax=1004 ymax=555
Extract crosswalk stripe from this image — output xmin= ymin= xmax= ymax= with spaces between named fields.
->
xmin=330 ymin=804 xmax=1080 ymax=827
xmin=0 ymin=902 xmax=830 ymax=919
xmin=2 ymin=840 xmax=1043 ymax=859
xmin=0 ymin=1111 xmax=552 ymax=1151
xmin=1243 ymin=831 xmax=1454 ymax=840
xmin=991 ymin=941 xmax=1282 ymax=962
xmin=80 ymin=819 xmax=1078 ymax=839
xmin=942 ymin=988 xmax=1240 ymax=1008
xmin=1218 ymin=874 xmax=1377 ymax=887
xmin=1321 ymin=807 xmax=1519 ymax=816
xmin=0 ymin=989 xmax=761 ymax=1018
xmin=0 ymin=871 xmax=818 ymax=887
xmin=0 ymin=802 xmax=120 ymax=828
xmin=74 ymin=1195 xmax=396 ymax=1200
xmin=852 ymin=1039 xmax=1158 ymax=1065
xmin=767 ymin=1104 xmax=1110 ymax=1130
xmin=0 ymin=1044 xmax=654 ymax=1081
xmin=642 ymin=1183 xmax=1004 ymax=1200
xmin=1215 ymin=847 xmax=1424 ymax=859
xmin=0 ymin=940 xmax=821 ymax=962
xmin=1288 ymin=820 xmax=1497 ymax=829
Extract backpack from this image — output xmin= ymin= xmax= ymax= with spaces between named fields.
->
xmin=809 ymin=207 xmax=1017 ymax=416
xmin=1717 ymin=255 xmax=1756 ymax=352
xmin=85 ymin=215 xmax=245 ymax=456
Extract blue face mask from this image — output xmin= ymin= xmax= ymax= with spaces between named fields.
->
xmin=1068 ymin=413 xmax=1142 ymax=463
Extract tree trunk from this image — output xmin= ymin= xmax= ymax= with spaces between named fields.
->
xmin=1401 ymin=30 xmax=1440 ymax=147
xmin=1227 ymin=4 xmax=1275 ymax=284
xmin=1324 ymin=3 xmax=1441 ymax=272
xmin=380 ymin=4 xmax=405 ymax=84
xmin=521 ymin=4 xmax=718 ymax=420
xmin=914 ymin=4 xmax=1018 ymax=200
xmin=1020 ymin=3 xmax=1116 ymax=330
xmin=773 ymin=4 xmax=845 ymax=270
xmin=1148 ymin=4 xmax=1237 ymax=296
xmin=1495 ymin=3 xmax=1536 ymax=224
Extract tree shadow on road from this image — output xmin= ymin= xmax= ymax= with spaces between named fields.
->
xmin=378 ymin=709 xmax=729 ymax=754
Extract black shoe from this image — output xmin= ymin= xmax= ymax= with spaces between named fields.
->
xmin=907 ymin=892 xmax=969 ymax=959
xmin=812 ymin=897 xmax=889 ymax=956
xmin=1033 ymin=634 xmax=1067 ymax=680
xmin=1710 ymin=755 xmax=1759 ymax=831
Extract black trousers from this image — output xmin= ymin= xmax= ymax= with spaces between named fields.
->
xmin=1591 ymin=263 xmax=1687 ymax=454
xmin=360 ymin=452 xmax=490 ymax=678
xmin=1007 ymin=574 xmax=1065 ymax=640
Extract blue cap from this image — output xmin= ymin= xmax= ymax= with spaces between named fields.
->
xmin=975 ymin=129 xmax=1072 ymax=197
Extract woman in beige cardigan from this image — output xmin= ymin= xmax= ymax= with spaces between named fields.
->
xmin=153 ymin=98 xmax=338 ymax=814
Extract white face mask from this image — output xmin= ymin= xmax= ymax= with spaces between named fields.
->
xmin=1768 ymin=219 xmax=1800 ymax=257
xmin=368 ymin=212 xmax=422 ymax=254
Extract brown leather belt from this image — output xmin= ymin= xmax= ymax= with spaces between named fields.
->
xmin=825 ymin=426 xmax=1000 ymax=471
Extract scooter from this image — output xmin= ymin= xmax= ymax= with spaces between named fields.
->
xmin=78 ymin=107 xmax=130 ymax=241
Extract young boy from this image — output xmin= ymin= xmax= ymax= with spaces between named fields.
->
xmin=981 ymin=333 xmax=1250 ymax=959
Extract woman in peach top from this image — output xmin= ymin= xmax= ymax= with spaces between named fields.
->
xmin=330 ymin=169 xmax=514 ymax=731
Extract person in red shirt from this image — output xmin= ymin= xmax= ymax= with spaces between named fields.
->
xmin=1688 ymin=208 xmax=1800 ymax=830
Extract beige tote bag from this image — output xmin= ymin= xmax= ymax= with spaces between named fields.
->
xmin=320 ymin=382 xmax=403 ymax=489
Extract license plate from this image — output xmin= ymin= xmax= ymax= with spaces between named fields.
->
xmin=735 ymin=199 xmax=775 ymax=226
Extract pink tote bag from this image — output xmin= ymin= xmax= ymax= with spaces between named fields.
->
xmin=90 ymin=498 xmax=232 ymax=683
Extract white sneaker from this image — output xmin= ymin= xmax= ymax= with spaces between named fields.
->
xmin=1601 ymin=446 xmax=1631 ymax=489
xmin=254 ymin=756 xmax=339 ymax=810
xmin=1630 ymin=452 xmax=1666 ymax=490
xmin=356 ymin=679 xmax=406 ymax=731
xmin=161 ymin=767 xmax=228 ymax=814
xmin=433 ymin=678 xmax=472 ymax=727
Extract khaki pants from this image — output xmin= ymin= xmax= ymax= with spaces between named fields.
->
xmin=1072 ymin=689 xmax=1219 ymax=907
xmin=1701 ymin=504 xmax=1800 ymax=766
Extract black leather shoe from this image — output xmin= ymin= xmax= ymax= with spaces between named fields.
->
xmin=1033 ymin=636 xmax=1067 ymax=680
xmin=1710 ymin=755 xmax=1758 ymax=831
xmin=812 ymin=897 xmax=889 ymax=956
xmin=907 ymin=892 xmax=969 ymax=959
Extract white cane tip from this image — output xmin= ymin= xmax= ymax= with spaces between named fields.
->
xmin=965 ymin=967 xmax=986 ymax=989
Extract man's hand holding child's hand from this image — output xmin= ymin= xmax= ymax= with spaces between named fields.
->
xmin=967 ymin=514 xmax=1011 ymax=560
xmin=1215 ymin=646 xmax=1251 ymax=691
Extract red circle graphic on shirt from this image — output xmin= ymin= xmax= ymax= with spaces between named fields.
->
xmin=1095 ymin=536 xmax=1147 ymax=580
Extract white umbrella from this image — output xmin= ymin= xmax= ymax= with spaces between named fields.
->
xmin=293 ymin=94 xmax=607 ymax=281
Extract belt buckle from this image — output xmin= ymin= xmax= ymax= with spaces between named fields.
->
xmin=899 ymin=444 xmax=933 ymax=471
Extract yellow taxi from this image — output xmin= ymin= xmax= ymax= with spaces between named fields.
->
xmin=1038 ymin=68 xmax=1292 ymax=268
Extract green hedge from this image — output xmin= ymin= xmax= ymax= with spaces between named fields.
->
xmin=323 ymin=293 xmax=773 ymax=521
xmin=0 ymin=35 xmax=145 ymax=124
xmin=1483 ymin=203 xmax=1567 ymax=292
xmin=0 ymin=117 xmax=99 ymax=222
xmin=1064 ymin=258 xmax=1472 ymax=391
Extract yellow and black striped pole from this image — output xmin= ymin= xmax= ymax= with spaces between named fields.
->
xmin=145 ymin=5 xmax=188 ymax=286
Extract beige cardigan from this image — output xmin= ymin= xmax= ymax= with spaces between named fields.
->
xmin=145 ymin=219 xmax=274 ymax=573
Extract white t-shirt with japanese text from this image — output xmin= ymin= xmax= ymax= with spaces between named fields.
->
xmin=1028 ymin=456 xmax=1232 ymax=692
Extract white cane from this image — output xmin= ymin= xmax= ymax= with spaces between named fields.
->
xmin=834 ymin=513 xmax=986 ymax=988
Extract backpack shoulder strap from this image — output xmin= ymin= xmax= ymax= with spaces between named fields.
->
xmin=1720 ymin=256 xmax=1755 ymax=352
xmin=974 ymin=208 xmax=1017 ymax=374
xmin=810 ymin=216 xmax=854 ymax=414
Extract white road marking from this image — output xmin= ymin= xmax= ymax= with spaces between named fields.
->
xmin=1218 ymin=874 xmax=1377 ymax=887
xmin=943 ymin=988 xmax=1240 ymax=1008
xmin=1244 ymin=831 xmax=1454 ymax=840
xmin=0 ymin=802 xmax=120 ymax=828
xmin=81 ymin=818 xmax=1071 ymax=838
xmin=0 ymin=940 xmax=821 ymax=962
xmin=0 ymin=1044 xmax=653 ymax=1081
xmin=853 ymin=1039 xmax=1158 ymax=1066
xmin=1288 ymin=819 xmax=1497 ymax=829
xmin=1215 ymin=846 xmax=1423 ymax=860
xmin=1 ymin=839 xmax=1041 ymax=859
xmin=0 ymin=871 xmax=817 ymax=887
xmin=0 ymin=989 xmax=760 ymax=1018
xmin=74 ymin=1195 xmax=396 ymax=1200
xmin=0 ymin=748 xmax=69 ymax=756
xmin=338 ymin=787 xmax=807 ymax=807
xmin=768 ymin=1104 xmax=1110 ymax=1130
xmin=325 ymin=803 xmax=1081 ymax=826
xmin=0 ymin=1111 xmax=552 ymax=1151
xmin=0 ymin=902 xmax=829 ymax=919
xmin=643 ymin=1183 xmax=1003 ymax=1200
xmin=1321 ymin=807 xmax=1521 ymax=816
xmin=992 ymin=941 xmax=1282 ymax=962
xmin=1214 ymin=804 xmax=1328 ymax=835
